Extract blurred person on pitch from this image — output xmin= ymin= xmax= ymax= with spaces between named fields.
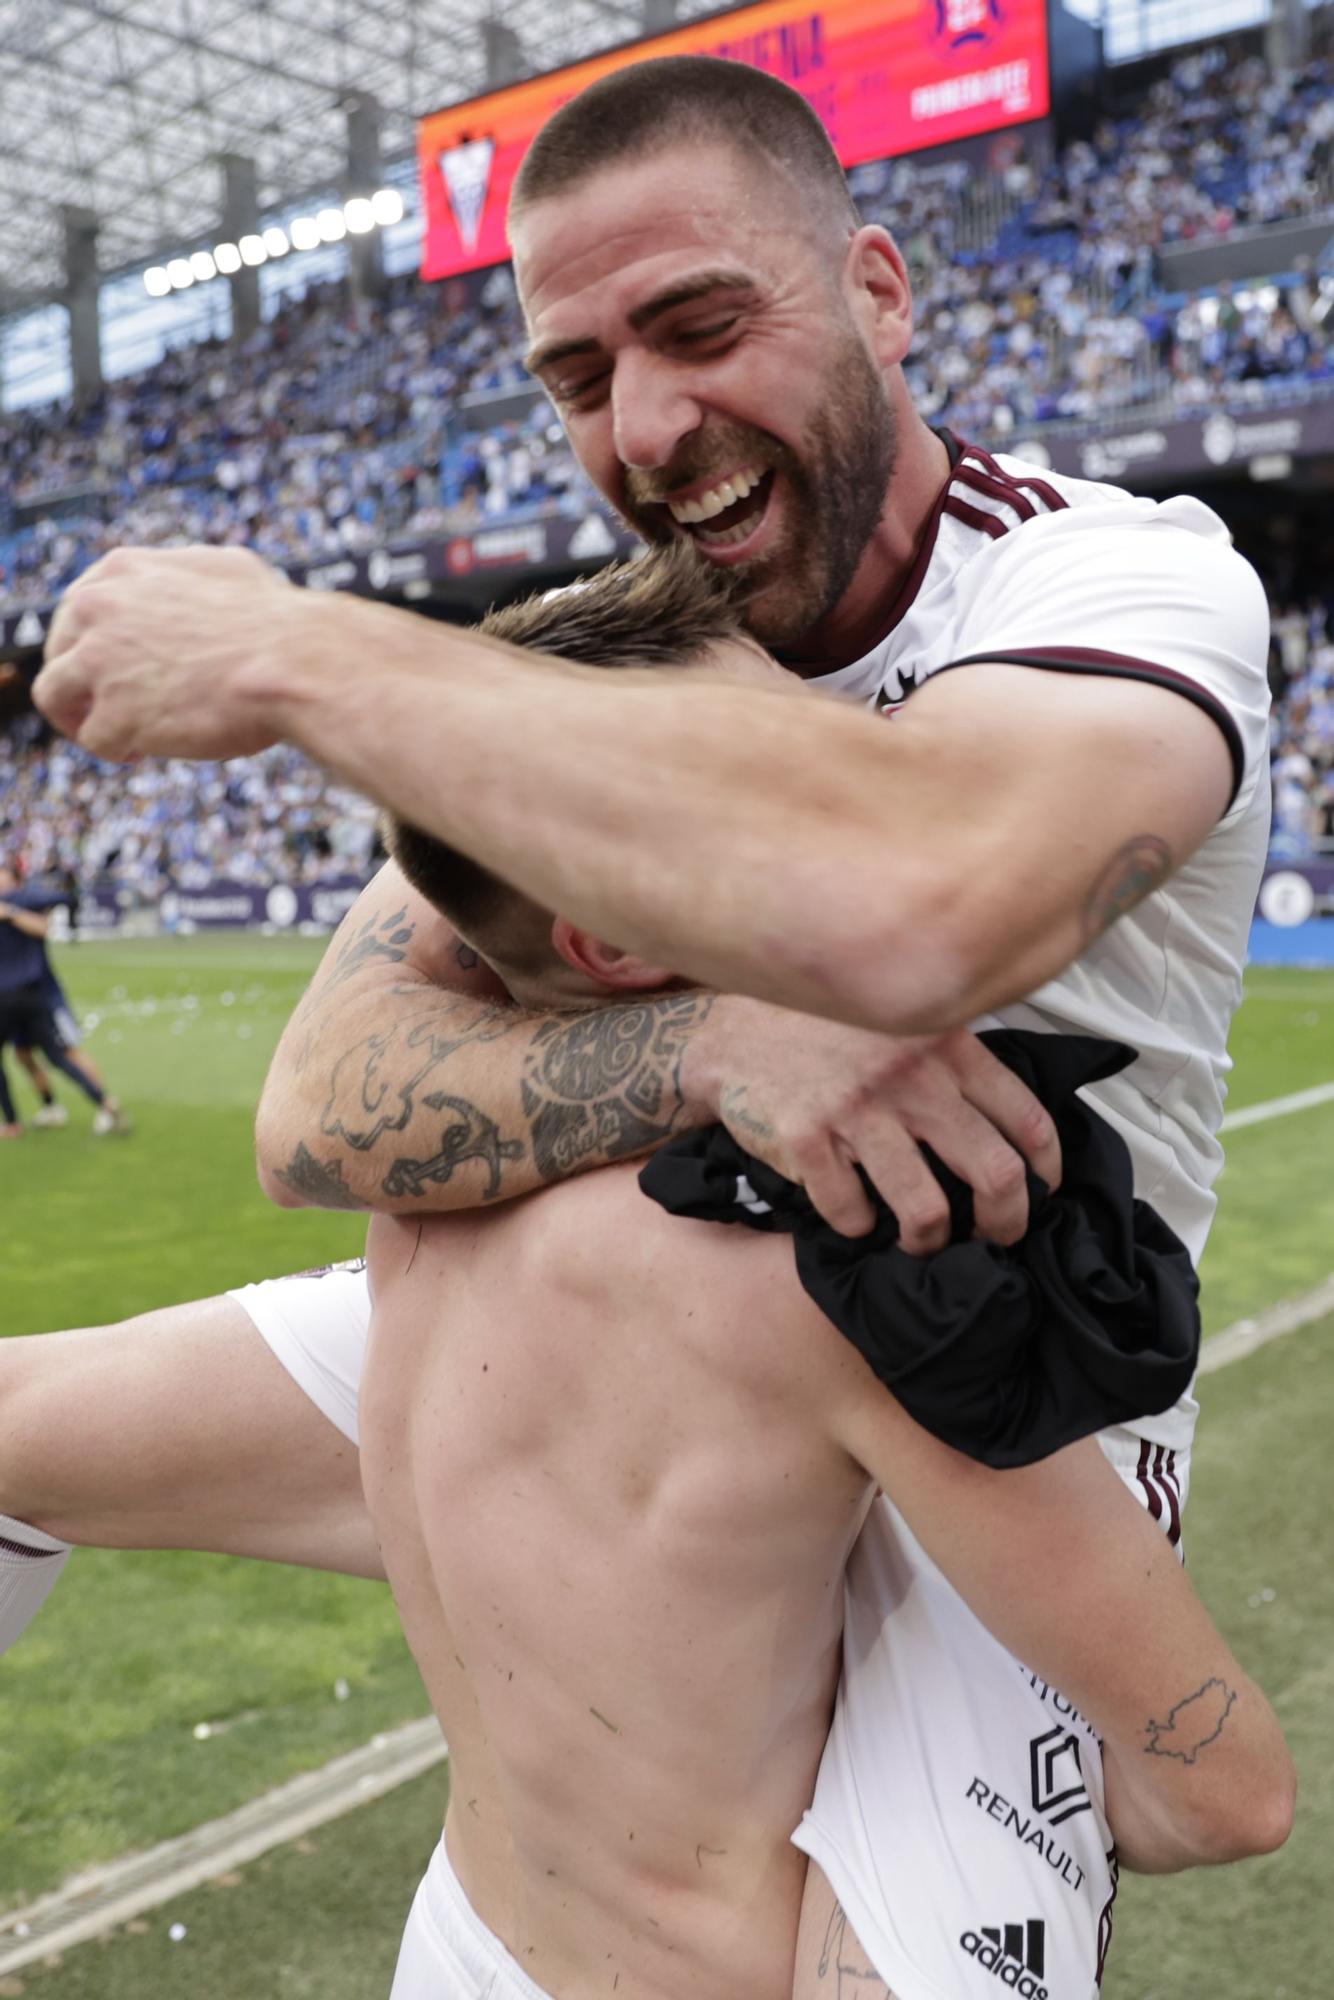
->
xmin=10 ymin=890 xmax=115 ymax=1130
xmin=0 ymin=862 xmax=129 ymax=1138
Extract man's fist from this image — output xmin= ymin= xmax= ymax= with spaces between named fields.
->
xmin=34 ymin=545 xmax=312 ymax=762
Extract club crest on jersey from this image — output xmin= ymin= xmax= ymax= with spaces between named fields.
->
xmin=875 ymin=664 xmax=924 ymax=717
xmin=929 ymin=0 xmax=1005 ymax=54
xmin=439 ymin=136 xmax=495 ymax=253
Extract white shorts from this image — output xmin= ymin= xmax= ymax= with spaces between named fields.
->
xmin=792 ymin=1428 xmax=1191 ymax=2000
xmin=51 ymin=1003 xmax=80 ymax=1049
xmin=227 ymin=1259 xmax=371 ymax=1446
xmin=392 ymin=1839 xmax=554 ymax=2000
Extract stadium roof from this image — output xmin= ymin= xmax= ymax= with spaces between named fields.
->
xmin=0 ymin=0 xmax=716 ymax=313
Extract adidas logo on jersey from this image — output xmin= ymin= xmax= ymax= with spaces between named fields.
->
xmin=959 ymin=1920 xmax=1047 ymax=1999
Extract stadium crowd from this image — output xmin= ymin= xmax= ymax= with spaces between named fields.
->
xmin=2 ymin=38 xmax=1333 ymax=613
xmin=0 ymin=714 xmax=380 ymax=902
xmin=1268 ymin=596 xmax=1334 ymax=857
xmin=1027 ymin=41 xmax=1334 ymax=255
xmin=861 ymin=32 xmax=1334 ymax=438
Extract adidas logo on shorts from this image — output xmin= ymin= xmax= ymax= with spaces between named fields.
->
xmin=959 ymin=1919 xmax=1048 ymax=1999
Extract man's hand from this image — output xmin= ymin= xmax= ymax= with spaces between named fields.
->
xmin=33 ymin=546 xmax=308 ymax=761
xmin=682 ymin=997 xmax=1062 ymax=1249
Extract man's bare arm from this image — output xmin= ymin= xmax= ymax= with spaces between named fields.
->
xmin=256 ymin=862 xmax=714 ymax=1212
xmin=836 ymin=1378 xmax=1295 ymax=1870
xmin=258 ymin=865 xmax=1061 ymax=1244
xmin=282 ymin=636 xmax=1231 ymax=1037
xmin=35 ymin=541 xmax=1249 ymax=1037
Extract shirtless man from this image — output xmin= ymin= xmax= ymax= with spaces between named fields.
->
xmin=356 ymin=545 xmax=1291 ymax=2000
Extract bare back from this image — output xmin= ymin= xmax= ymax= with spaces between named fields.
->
xmin=361 ymin=1163 xmax=874 ymax=2000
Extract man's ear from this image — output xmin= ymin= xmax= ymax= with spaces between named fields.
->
xmin=843 ymin=224 xmax=913 ymax=370
xmin=550 ymin=917 xmax=680 ymax=993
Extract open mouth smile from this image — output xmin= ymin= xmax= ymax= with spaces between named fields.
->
xmin=662 ymin=466 xmax=776 ymax=556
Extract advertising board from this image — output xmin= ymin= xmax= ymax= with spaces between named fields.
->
xmin=419 ymin=0 xmax=1050 ymax=281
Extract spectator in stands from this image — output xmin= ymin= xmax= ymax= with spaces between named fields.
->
xmin=0 ymin=716 xmax=379 ymax=904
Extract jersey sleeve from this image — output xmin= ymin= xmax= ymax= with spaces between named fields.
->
xmin=936 ymin=497 xmax=1272 ymax=817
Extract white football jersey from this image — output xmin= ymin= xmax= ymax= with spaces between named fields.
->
xmin=808 ymin=438 xmax=1272 ymax=1450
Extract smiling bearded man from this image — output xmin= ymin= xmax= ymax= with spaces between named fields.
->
xmin=510 ymin=63 xmax=909 ymax=653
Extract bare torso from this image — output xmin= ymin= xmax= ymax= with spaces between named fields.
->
xmin=361 ymin=1163 xmax=874 ymax=2000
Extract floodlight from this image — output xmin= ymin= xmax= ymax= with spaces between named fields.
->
xmin=167 ymin=258 xmax=195 ymax=289
xmin=263 ymin=226 xmax=290 ymax=256
xmin=316 ymin=206 xmax=347 ymax=242
xmin=190 ymin=250 xmax=217 ymax=282
xmin=143 ymin=266 xmax=172 ymax=297
xmin=343 ymin=196 xmax=375 ymax=234
xmin=370 ymin=188 xmax=404 ymax=226
xmin=214 ymin=241 xmax=242 ymax=274
xmin=289 ymin=215 xmax=321 ymax=251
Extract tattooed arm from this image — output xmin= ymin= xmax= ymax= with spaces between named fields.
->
xmin=834 ymin=1374 xmax=1295 ymax=1872
xmin=792 ymin=1886 xmax=897 ymax=2000
xmin=255 ymin=861 xmax=716 ymax=1213
xmin=254 ymin=860 xmax=1069 ymax=1243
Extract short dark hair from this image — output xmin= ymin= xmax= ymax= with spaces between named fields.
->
xmin=510 ymin=55 xmax=859 ymax=237
xmin=388 ymin=541 xmax=746 ymax=958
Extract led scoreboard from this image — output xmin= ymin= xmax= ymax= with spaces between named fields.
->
xmin=418 ymin=0 xmax=1051 ymax=281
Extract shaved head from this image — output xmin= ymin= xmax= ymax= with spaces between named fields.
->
xmin=510 ymin=54 xmax=860 ymax=258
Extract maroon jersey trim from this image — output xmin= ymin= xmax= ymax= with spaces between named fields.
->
xmin=931 ymin=646 xmax=1246 ymax=809
xmin=943 ymin=494 xmax=1008 ymax=540
xmin=955 ymin=460 xmax=1038 ymax=523
xmin=967 ymin=443 xmax=1071 ymax=515
xmin=781 ymin=435 xmax=1062 ymax=671
xmin=0 ymin=1532 xmax=55 ymax=1560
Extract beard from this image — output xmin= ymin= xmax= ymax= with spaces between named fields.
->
xmin=620 ymin=330 xmax=898 ymax=649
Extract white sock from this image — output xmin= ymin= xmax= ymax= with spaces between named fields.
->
xmin=0 ymin=1512 xmax=72 ymax=1657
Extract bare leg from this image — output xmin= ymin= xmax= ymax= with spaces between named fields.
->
xmin=67 ymin=1047 xmax=107 ymax=1094
xmin=14 ymin=1047 xmax=51 ymax=1097
xmin=792 ymin=1861 xmax=899 ymax=2000
xmin=0 ymin=1295 xmax=382 ymax=1579
xmin=0 ymin=1053 xmax=18 ymax=1133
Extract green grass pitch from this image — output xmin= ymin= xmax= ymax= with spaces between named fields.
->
xmin=2 ymin=937 xmax=1332 ymax=1997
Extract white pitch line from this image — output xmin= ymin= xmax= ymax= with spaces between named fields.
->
xmin=1220 ymin=1079 xmax=1334 ymax=1132
xmin=0 ymin=1717 xmax=447 ymax=1975
xmin=1199 ymin=1270 xmax=1334 ymax=1374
